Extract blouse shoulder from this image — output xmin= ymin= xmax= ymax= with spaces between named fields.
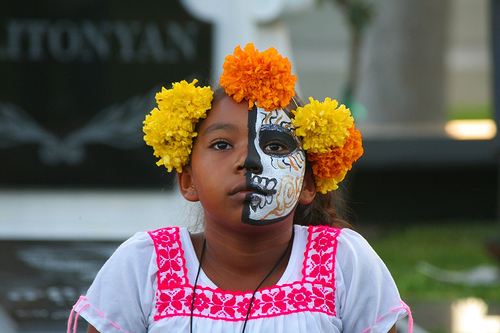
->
xmin=100 ymin=230 xmax=157 ymax=269
xmin=334 ymin=227 xmax=393 ymax=286
xmin=71 ymin=230 xmax=161 ymax=333
xmin=147 ymin=226 xmax=182 ymax=245
xmin=333 ymin=228 xmax=409 ymax=332
xmin=336 ymin=228 xmax=376 ymax=254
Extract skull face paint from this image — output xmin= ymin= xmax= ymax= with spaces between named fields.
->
xmin=242 ymin=106 xmax=306 ymax=225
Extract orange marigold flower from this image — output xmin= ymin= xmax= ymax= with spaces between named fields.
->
xmin=308 ymin=125 xmax=364 ymax=193
xmin=220 ymin=43 xmax=297 ymax=111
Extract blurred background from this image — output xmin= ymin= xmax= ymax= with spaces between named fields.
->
xmin=0 ymin=0 xmax=499 ymax=332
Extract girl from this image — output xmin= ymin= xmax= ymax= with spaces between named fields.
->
xmin=68 ymin=44 xmax=412 ymax=333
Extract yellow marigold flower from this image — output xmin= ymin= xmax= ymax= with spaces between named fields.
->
xmin=314 ymin=173 xmax=348 ymax=193
xmin=143 ymin=79 xmax=213 ymax=173
xmin=307 ymin=125 xmax=363 ymax=193
xmin=220 ymin=43 xmax=297 ymax=111
xmin=292 ymin=97 xmax=354 ymax=154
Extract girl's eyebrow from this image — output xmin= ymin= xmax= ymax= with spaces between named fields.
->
xmin=201 ymin=123 xmax=239 ymax=136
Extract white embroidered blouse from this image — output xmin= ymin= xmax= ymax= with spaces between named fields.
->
xmin=68 ymin=225 xmax=412 ymax=333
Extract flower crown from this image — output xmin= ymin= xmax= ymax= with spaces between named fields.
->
xmin=143 ymin=43 xmax=363 ymax=193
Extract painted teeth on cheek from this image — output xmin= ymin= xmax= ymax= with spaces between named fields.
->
xmin=265 ymin=179 xmax=277 ymax=205
xmin=250 ymin=195 xmax=262 ymax=212
xmin=251 ymin=176 xmax=277 ymax=194
xmin=267 ymin=178 xmax=277 ymax=192
xmin=247 ymin=176 xmax=278 ymax=210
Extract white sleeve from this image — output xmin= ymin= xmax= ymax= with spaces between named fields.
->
xmin=71 ymin=232 xmax=158 ymax=333
xmin=335 ymin=228 xmax=410 ymax=333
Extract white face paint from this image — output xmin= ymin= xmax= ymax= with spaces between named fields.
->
xmin=242 ymin=107 xmax=306 ymax=224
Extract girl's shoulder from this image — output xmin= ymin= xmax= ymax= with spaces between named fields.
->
xmin=296 ymin=224 xmax=366 ymax=248
xmin=105 ymin=227 xmax=188 ymax=267
xmin=297 ymin=224 xmax=383 ymax=269
xmin=300 ymin=225 xmax=374 ymax=250
xmin=147 ymin=226 xmax=183 ymax=242
xmin=147 ymin=226 xmax=191 ymax=250
xmin=333 ymin=227 xmax=381 ymax=260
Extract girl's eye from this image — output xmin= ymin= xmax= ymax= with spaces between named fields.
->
xmin=259 ymin=128 xmax=298 ymax=156
xmin=210 ymin=140 xmax=232 ymax=150
xmin=263 ymin=142 xmax=290 ymax=154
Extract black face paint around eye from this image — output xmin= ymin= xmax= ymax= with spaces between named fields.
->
xmin=259 ymin=124 xmax=299 ymax=156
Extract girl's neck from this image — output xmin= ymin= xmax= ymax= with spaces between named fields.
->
xmin=191 ymin=221 xmax=294 ymax=292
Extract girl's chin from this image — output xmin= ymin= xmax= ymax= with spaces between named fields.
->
xmin=241 ymin=212 xmax=290 ymax=226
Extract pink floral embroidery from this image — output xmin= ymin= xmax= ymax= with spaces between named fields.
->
xmin=210 ymin=294 xmax=238 ymax=318
xmin=288 ymin=286 xmax=313 ymax=309
xmin=312 ymin=286 xmax=336 ymax=313
xmin=193 ymin=292 xmax=211 ymax=312
xmin=150 ymin=226 xmax=340 ymax=322
xmin=260 ymin=289 xmax=288 ymax=314
xmin=149 ymin=227 xmax=188 ymax=289
xmin=159 ymin=288 xmax=192 ymax=311
xmin=238 ymin=297 xmax=261 ymax=315
xmin=303 ymin=225 xmax=339 ymax=285
xmin=156 ymin=287 xmax=192 ymax=318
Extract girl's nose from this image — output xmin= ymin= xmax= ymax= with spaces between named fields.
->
xmin=234 ymin=145 xmax=263 ymax=174
xmin=242 ymin=152 xmax=262 ymax=174
xmin=236 ymin=106 xmax=262 ymax=174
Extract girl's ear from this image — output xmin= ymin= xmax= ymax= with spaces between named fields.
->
xmin=177 ymin=166 xmax=199 ymax=202
xmin=298 ymin=170 xmax=316 ymax=204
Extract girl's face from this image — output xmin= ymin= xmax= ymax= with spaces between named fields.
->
xmin=182 ymin=96 xmax=307 ymax=227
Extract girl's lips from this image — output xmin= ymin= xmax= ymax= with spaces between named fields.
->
xmin=229 ymin=187 xmax=254 ymax=203
xmin=229 ymin=185 xmax=251 ymax=200
xmin=230 ymin=183 xmax=270 ymax=197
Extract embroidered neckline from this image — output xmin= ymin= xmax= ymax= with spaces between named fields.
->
xmin=148 ymin=225 xmax=340 ymax=322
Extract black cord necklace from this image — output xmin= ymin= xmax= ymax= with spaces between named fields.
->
xmin=189 ymin=234 xmax=293 ymax=333
xmin=189 ymin=238 xmax=206 ymax=333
